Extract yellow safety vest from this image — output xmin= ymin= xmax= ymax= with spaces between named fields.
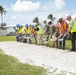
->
xmin=25 ymin=27 xmax=31 ymax=34
xmin=16 ymin=28 xmax=19 ymax=34
xmin=19 ymin=28 xmax=22 ymax=34
xmin=37 ymin=26 xmax=43 ymax=34
xmin=70 ymin=20 xmax=76 ymax=33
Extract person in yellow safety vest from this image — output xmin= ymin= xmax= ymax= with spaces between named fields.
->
xmin=19 ymin=25 xmax=23 ymax=42
xmin=23 ymin=24 xmax=31 ymax=43
xmin=15 ymin=24 xmax=22 ymax=42
xmin=19 ymin=27 xmax=22 ymax=34
xmin=66 ymin=14 xmax=76 ymax=51
xmin=25 ymin=25 xmax=31 ymax=35
xmin=34 ymin=23 xmax=43 ymax=45
xmin=17 ymin=24 xmax=23 ymax=42
xmin=15 ymin=27 xmax=19 ymax=34
xmin=22 ymin=25 xmax=26 ymax=43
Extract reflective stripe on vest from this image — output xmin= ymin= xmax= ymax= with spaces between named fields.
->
xmin=59 ymin=22 xmax=67 ymax=32
xmin=25 ymin=27 xmax=31 ymax=34
xmin=16 ymin=28 xmax=19 ymax=34
xmin=19 ymin=28 xmax=22 ymax=33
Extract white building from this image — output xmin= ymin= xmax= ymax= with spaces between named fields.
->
xmin=0 ymin=29 xmax=7 ymax=36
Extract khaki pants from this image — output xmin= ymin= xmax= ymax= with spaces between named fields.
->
xmin=37 ymin=34 xmax=43 ymax=45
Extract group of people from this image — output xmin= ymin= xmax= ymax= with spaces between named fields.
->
xmin=13 ymin=14 xmax=76 ymax=52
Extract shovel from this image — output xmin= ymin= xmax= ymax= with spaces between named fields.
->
xmin=59 ymin=29 xmax=70 ymax=41
xmin=59 ymin=33 xmax=68 ymax=41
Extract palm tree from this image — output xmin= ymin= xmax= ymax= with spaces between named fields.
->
xmin=0 ymin=6 xmax=7 ymax=26
xmin=47 ymin=14 xmax=55 ymax=22
xmin=33 ymin=17 xmax=39 ymax=23
xmin=0 ymin=22 xmax=7 ymax=29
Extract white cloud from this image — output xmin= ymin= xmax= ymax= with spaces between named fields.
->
xmin=12 ymin=15 xmax=17 ymax=20
xmin=55 ymin=0 xmax=66 ymax=9
xmin=72 ymin=13 xmax=76 ymax=19
xmin=12 ymin=0 xmax=40 ymax=11
xmin=5 ymin=0 xmax=73 ymax=25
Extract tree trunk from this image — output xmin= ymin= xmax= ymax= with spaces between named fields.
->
xmin=1 ymin=13 xmax=3 ymax=24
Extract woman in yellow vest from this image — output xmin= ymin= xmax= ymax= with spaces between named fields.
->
xmin=66 ymin=14 xmax=76 ymax=51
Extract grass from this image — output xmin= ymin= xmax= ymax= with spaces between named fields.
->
xmin=0 ymin=36 xmax=72 ymax=50
xmin=47 ymin=40 xmax=72 ymax=50
xmin=0 ymin=36 xmax=16 ymax=42
xmin=0 ymin=50 xmax=48 ymax=75
xmin=66 ymin=40 xmax=72 ymax=50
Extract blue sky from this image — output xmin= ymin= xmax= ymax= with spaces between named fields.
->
xmin=0 ymin=0 xmax=76 ymax=25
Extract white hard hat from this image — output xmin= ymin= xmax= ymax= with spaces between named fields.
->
xmin=34 ymin=23 xmax=38 ymax=25
xmin=47 ymin=19 xmax=52 ymax=23
xmin=58 ymin=16 xmax=63 ymax=20
xmin=43 ymin=19 xmax=46 ymax=22
xmin=66 ymin=14 xmax=71 ymax=18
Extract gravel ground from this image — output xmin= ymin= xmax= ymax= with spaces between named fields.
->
xmin=0 ymin=41 xmax=76 ymax=75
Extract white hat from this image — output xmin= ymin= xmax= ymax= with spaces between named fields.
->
xmin=66 ymin=14 xmax=71 ymax=18
xmin=58 ymin=16 xmax=63 ymax=20
xmin=34 ymin=23 xmax=38 ymax=25
xmin=47 ymin=19 xmax=52 ymax=23
xmin=43 ymin=19 xmax=46 ymax=22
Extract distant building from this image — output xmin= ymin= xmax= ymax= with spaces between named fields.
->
xmin=0 ymin=28 xmax=7 ymax=36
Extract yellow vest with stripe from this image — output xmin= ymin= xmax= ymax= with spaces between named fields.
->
xmin=70 ymin=20 xmax=76 ymax=33
xmin=16 ymin=28 xmax=19 ymax=34
xmin=19 ymin=28 xmax=22 ymax=34
xmin=25 ymin=27 xmax=31 ymax=34
xmin=37 ymin=26 xmax=43 ymax=34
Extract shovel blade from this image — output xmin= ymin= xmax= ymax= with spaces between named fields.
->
xmin=59 ymin=39 xmax=63 ymax=41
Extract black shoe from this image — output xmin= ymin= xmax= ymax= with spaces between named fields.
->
xmin=59 ymin=47 xmax=61 ymax=49
xmin=62 ymin=47 xmax=65 ymax=50
xmin=70 ymin=49 xmax=75 ymax=52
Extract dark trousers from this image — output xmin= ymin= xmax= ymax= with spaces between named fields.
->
xmin=58 ymin=35 xmax=67 ymax=50
xmin=45 ymin=34 xmax=50 ymax=46
xmin=23 ymin=34 xmax=31 ymax=44
xmin=16 ymin=34 xmax=20 ymax=41
xmin=30 ymin=34 xmax=37 ymax=44
xmin=16 ymin=33 xmax=22 ymax=42
xmin=71 ymin=32 xmax=76 ymax=50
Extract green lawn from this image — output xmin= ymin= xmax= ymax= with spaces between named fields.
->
xmin=66 ymin=40 xmax=72 ymax=50
xmin=0 ymin=36 xmax=16 ymax=42
xmin=0 ymin=36 xmax=72 ymax=50
xmin=47 ymin=40 xmax=71 ymax=50
xmin=0 ymin=50 xmax=48 ymax=75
